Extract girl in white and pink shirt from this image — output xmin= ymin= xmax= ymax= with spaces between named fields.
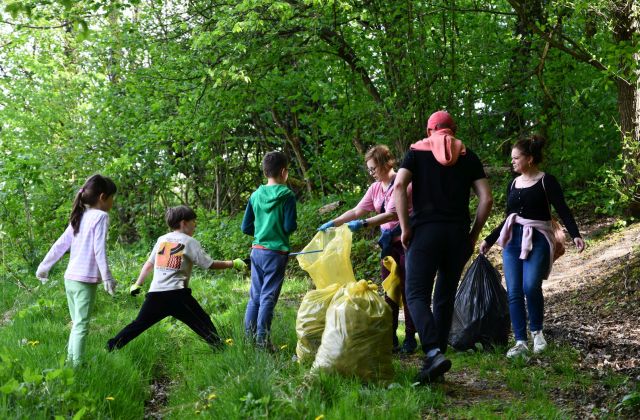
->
xmin=36 ymin=174 xmax=118 ymax=365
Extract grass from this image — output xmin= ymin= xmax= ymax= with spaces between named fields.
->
xmin=0 ymin=247 xmax=634 ymax=419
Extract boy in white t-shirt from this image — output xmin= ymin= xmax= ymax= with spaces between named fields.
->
xmin=107 ymin=205 xmax=246 ymax=351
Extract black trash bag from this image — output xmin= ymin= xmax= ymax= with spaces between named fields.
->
xmin=449 ymin=254 xmax=510 ymax=351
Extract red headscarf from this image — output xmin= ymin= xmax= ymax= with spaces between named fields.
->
xmin=411 ymin=111 xmax=466 ymax=166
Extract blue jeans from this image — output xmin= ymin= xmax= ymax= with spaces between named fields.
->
xmin=244 ymin=248 xmax=288 ymax=344
xmin=502 ymin=224 xmax=551 ymax=341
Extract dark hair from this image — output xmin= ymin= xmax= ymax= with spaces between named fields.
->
xmin=364 ymin=145 xmax=396 ymax=172
xmin=262 ymin=151 xmax=288 ymax=178
xmin=513 ymin=134 xmax=547 ymax=165
xmin=70 ymin=174 xmax=117 ymax=235
xmin=165 ymin=205 xmax=197 ymax=230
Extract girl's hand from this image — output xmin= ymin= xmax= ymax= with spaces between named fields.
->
xmin=104 ymin=279 xmax=117 ymax=296
xmin=479 ymin=240 xmax=491 ymax=255
xmin=574 ymin=237 xmax=586 ymax=253
xmin=36 ymin=270 xmax=48 ymax=284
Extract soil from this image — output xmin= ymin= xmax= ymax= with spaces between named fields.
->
xmin=144 ymin=369 xmax=173 ymax=419
xmin=544 ymin=220 xmax=640 ymax=378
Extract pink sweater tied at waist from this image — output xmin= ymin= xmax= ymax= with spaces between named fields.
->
xmin=496 ymin=214 xmax=556 ymax=279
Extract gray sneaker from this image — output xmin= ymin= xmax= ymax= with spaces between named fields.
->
xmin=506 ymin=342 xmax=529 ymax=359
xmin=531 ymin=331 xmax=547 ymax=353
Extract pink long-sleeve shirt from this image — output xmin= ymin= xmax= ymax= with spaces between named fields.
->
xmin=356 ymin=178 xmax=413 ymax=232
xmin=37 ymin=208 xmax=114 ymax=283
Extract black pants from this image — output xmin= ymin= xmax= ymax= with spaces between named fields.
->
xmin=381 ymin=241 xmax=417 ymax=342
xmin=107 ymin=288 xmax=221 ymax=351
xmin=405 ymin=223 xmax=472 ymax=354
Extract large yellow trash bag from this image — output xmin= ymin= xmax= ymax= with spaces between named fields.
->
xmin=382 ymin=256 xmax=402 ymax=307
xmin=312 ymin=280 xmax=394 ymax=382
xmin=296 ymin=225 xmax=356 ymax=289
xmin=295 ymin=283 xmax=344 ymax=364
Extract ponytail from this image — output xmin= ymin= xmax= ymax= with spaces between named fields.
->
xmin=69 ymin=174 xmax=117 ymax=235
xmin=514 ymin=134 xmax=547 ymax=165
xmin=69 ymin=189 xmax=86 ymax=235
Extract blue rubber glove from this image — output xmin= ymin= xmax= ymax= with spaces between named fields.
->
xmin=347 ymin=220 xmax=364 ymax=231
xmin=317 ymin=220 xmax=335 ymax=231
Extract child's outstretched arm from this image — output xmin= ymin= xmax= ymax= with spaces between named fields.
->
xmin=209 ymin=259 xmax=247 ymax=271
xmin=130 ymin=261 xmax=153 ymax=296
xmin=36 ymin=225 xmax=73 ymax=283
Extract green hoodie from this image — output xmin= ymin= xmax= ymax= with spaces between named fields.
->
xmin=241 ymin=184 xmax=297 ymax=252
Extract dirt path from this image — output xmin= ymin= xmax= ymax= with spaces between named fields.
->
xmin=544 ymin=222 xmax=640 ymax=376
xmin=544 ymin=221 xmax=640 ymax=294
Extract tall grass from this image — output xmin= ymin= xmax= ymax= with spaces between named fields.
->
xmin=0 ymin=246 xmax=632 ymax=419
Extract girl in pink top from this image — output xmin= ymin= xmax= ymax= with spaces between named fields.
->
xmin=318 ymin=145 xmax=417 ymax=354
xmin=36 ymin=174 xmax=118 ymax=365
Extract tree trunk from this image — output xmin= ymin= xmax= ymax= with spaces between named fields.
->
xmin=271 ymin=108 xmax=313 ymax=194
xmin=613 ymin=0 xmax=640 ymax=216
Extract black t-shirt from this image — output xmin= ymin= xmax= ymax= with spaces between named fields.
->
xmin=484 ymin=173 xmax=581 ymax=246
xmin=400 ymin=148 xmax=487 ymax=227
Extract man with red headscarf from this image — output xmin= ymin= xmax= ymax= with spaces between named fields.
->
xmin=394 ymin=110 xmax=493 ymax=384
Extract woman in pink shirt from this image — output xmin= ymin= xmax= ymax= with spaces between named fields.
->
xmin=318 ymin=145 xmax=417 ymax=354
xmin=36 ymin=174 xmax=118 ymax=365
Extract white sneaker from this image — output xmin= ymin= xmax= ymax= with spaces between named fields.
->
xmin=506 ymin=341 xmax=529 ymax=359
xmin=531 ymin=330 xmax=547 ymax=353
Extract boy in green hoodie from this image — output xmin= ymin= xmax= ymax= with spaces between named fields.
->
xmin=241 ymin=151 xmax=297 ymax=350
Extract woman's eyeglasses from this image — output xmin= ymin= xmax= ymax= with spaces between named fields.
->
xmin=367 ymin=166 xmax=377 ymax=175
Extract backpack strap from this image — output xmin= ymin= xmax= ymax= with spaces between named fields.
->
xmin=541 ymin=174 xmax=552 ymax=217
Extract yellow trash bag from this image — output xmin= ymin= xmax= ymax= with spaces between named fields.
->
xmin=382 ymin=256 xmax=402 ymax=307
xmin=296 ymin=225 xmax=356 ymax=289
xmin=295 ymin=283 xmax=344 ymax=364
xmin=312 ymin=280 xmax=394 ymax=382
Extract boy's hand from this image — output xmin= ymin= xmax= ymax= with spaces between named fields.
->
xmin=317 ymin=220 xmax=335 ymax=231
xmin=104 ymin=280 xmax=117 ymax=296
xmin=130 ymin=283 xmax=142 ymax=296
xmin=347 ymin=220 xmax=364 ymax=231
xmin=232 ymin=258 xmax=247 ymax=271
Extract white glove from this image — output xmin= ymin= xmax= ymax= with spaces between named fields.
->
xmin=103 ymin=279 xmax=116 ymax=296
xmin=35 ymin=270 xmax=48 ymax=284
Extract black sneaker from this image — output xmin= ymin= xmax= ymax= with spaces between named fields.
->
xmin=414 ymin=353 xmax=451 ymax=384
xmin=400 ymin=336 xmax=418 ymax=354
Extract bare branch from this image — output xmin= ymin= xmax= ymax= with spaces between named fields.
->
xmin=0 ymin=19 xmax=67 ymax=30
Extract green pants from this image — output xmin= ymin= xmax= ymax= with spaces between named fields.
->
xmin=65 ymin=279 xmax=97 ymax=364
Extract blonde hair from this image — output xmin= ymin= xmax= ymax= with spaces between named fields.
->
xmin=364 ymin=145 xmax=396 ymax=172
